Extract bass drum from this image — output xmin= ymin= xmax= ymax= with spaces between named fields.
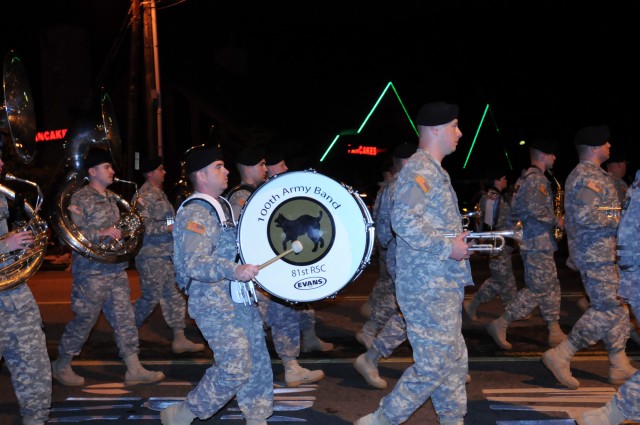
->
xmin=237 ymin=169 xmax=374 ymax=302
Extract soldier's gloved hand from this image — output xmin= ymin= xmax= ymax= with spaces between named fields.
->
xmin=234 ymin=264 xmax=259 ymax=282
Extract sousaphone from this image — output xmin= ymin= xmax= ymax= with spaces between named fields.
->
xmin=0 ymin=51 xmax=49 ymax=291
xmin=48 ymin=92 xmax=144 ymax=263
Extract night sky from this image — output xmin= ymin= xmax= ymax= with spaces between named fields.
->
xmin=2 ymin=1 xmax=639 ymax=201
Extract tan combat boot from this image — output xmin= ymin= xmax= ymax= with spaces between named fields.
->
xmin=160 ymin=401 xmax=196 ymax=425
xmin=354 ymin=352 xmax=387 ymax=389
xmin=486 ymin=315 xmax=512 ymax=350
xmin=542 ymin=339 xmax=579 ymax=389
xmin=172 ymin=330 xmax=205 ymax=353
xmin=301 ymin=327 xmax=334 ymax=352
xmin=463 ymin=296 xmax=480 ymax=321
xmin=354 ymin=410 xmax=391 ymax=425
xmin=124 ymin=354 xmax=165 ymax=385
xmin=51 ymin=356 xmax=85 ymax=386
xmin=608 ymin=349 xmax=638 ymax=385
xmin=547 ymin=321 xmax=567 ymax=348
xmin=575 ymin=399 xmax=625 ymax=425
xmin=284 ymin=359 xmax=324 ymax=387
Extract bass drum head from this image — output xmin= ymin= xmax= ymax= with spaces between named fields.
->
xmin=237 ymin=170 xmax=373 ymax=302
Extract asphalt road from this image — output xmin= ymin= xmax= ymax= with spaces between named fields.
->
xmin=1 ymin=249 xmax=639 ymax=425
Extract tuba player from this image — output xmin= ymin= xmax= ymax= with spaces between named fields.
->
xmin=51 ymin=147 xmax=164 ymax=386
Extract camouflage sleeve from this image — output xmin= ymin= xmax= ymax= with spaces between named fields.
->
xmin=229 ymin=190 xmax=250 ymax=221
xmin=392 ymin=174 xmax=453 ymax=261
xmin=572 ymin=179 xmax=618 ymax=230
xmin=177 ymin=205 xmax=237 ymax=283
xmin=69 ymin=190 xmax=100 ymax=241
xmin=375 ymin=182 xmax=394 ymax=249
xmin=138 ymin=192 xmax=169 ymax=236
xmin=521 ymin=174 xmax=555 ymax=226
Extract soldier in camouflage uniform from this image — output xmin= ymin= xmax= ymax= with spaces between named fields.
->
xmin=542 ymin=126 xmax=637 ymax=390
xmin=227 ymin=148 xmax=325 ymax=388
xmin=604 ymin=147 xmax=628 ymax=204
xmin=463 ymin=168 xmax=518 ymax=320
xmin=576 ymin=169 xmax=640 ymax=425
xmin=51 ymin=148 xmax=164 ymax=387
xmin=355 ymin=102 xmax=473 ymax=425
xmin=160 ymin=145 xmax=272 ymax=425
xmin=354 ymin=143 xmax=416 ymax=390
xmin=486 ymin=139 xmax=566 ymax=350
xmin=0 ymin=146 xmax=51 ymax=425
xmin=133 ymin=156 xmax=204 ymax=354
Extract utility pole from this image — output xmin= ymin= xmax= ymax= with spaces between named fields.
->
xmin=142 ymin=0 xmax=162 ymax=159
xmin=128 ymin=0 xmax=141 ymax=174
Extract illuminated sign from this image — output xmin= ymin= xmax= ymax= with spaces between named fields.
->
xmin=35 ymin=129 xmax=68 ymax=142
xmin=347 ymin=145 xmax=386 ymax=156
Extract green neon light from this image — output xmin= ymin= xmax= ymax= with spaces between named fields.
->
xmin=319 ymin=82 xmax=418 ymax=162
xmin=463 ymin=104 xmax=490 ymax=169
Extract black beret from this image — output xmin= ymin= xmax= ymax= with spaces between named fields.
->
xmin=486 ymin=167 xmax=507 ymax=183
xmin=236 ymin=147 xmax=265 ymax=166
xmin=265 ymin=150 xmax=285 ymax=166
xmin=392 ymin=143 xmax=417 ymax=159
xmin=84 ymin=148 xmax=113 ymax=170
xmin=530 ymin=139 xmax=558 ymax=155
xmin=139 ymin=155 xmax=162 ymax=174
xmin=416 ymin=101 xmax=459 ymax=126
xmin=574 ymin=125 xmax=610 ymax=147
xmin=606 ymin=146 xmax=627 ymax=164
xmin=185 ymin=145 xmax=224 ymax=174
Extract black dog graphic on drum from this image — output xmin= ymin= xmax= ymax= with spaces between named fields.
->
xmin=274 ymin=211 xmax=325 ymax=252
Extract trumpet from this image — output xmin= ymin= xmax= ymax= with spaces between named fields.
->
xmin=443 ymin=223 xmax=522 ymax=254
xmin=461 ymin=205 xmax=482 ymax=230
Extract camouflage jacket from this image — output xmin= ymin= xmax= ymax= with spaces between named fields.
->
xmin=565 ymin=160 xmax=619 ymax=269
xmin=173 ymin=194 xmax=238 ymax=292
xmin=391 ymin=149 xmax=473 ymax=289
xmin=510 ymin=166 xmax=557 ymax=251
xmin=617 ymin=170 xmax=640 ymax=301
xmin=478 ymin=187 xmax=511 ymax=231
xmin=69 ymin=184 xmax=127 ymax=270
xmin=137 ymin=181 xmax=174 ymax=257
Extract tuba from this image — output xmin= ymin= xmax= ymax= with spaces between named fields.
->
xmin=48 ymin=93 xmax=144 ymax=263
xmin=0 ymin=51 xmax=49 ymax=291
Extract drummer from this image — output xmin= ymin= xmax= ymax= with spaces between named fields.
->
xmin=228 ymin=147 xmax=325 ymax=387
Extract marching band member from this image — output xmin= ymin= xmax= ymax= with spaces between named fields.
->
xmin=542 ymin=126 xmax=637 ymax=389
xmin=51 ymin=148 xmax=164 ymax=387
xmin=133 ymin=156 xmax=204 ymax=354
xmin=356 ymin=101 xmax=473 ymax=425
xmin=576 ymin=165 xmax=640 ymax=424
xmin=486 ymin=139 xmax=566 ymax=350
xmin=228 ymin=148 xmax=325 ymax=387
xmin=0 ymin=139 xmax=51 ymax=425
xmin=161 ymin=145 xmax=272 ymax=425
xmin=463 ymin=168 xmax=517 ymax=320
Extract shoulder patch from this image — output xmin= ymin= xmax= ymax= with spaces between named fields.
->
xmin=239 ymin=198 xmax=246 ymax=207
xmin=586 ymin=180 xmax=602 ymax=194
xmin=186 ymin=221 xmax=206 ymax=235
xmin=538 ymin=184 xmax=547 ymax=196
xmin=414 ymin=175 xmax=430 ymax=193
xmin=137 ymin=197 xmax=147 ymax=207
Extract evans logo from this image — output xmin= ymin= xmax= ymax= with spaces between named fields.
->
xmin=294 ymin=277 xmax=327 ymax=290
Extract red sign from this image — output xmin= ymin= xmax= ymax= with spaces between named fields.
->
xmin=35 ymin=129 xmax=68 ymax=142
xmin=347 ymin=145 xmax=386 ymax=156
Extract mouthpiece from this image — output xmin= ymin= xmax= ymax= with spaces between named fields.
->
xmin=114 ymin=177 xmax=136 ymax=186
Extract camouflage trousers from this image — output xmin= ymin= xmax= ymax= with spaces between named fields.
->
xmin=257 ymin=291 xmax=300 ymax=359
xmin=60 ymin=267 xmax=140 ymax=359
xmin=473 ymin=246 xmax=517 ymax=307
xmin=617 ymin=299 xmax=640 ymax=420
xmin=567 ymin=264 xmax=630 ymax=351
xmin=372 ymin=311 xmax=407 ymax=358
xmin=186 ymin=281 xmax=273 ymax=421
xmin=380 ymin=285 xmax=467 ymax=424
xmin=134 ymin=256 xmax=187 ymax=330
xmin=369 ymin=257 xmax=398 ymax=329
xmin=0 ymin=292 xmax=51 ymax=422
xmin=504 ymin=250 xmax=561 ymax=323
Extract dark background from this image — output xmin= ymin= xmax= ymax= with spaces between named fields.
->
xmin=1 ymin=1 xmax=639 ymax=209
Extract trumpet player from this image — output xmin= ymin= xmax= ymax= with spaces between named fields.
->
xmin=355 ymin=101 xmax=473 ymax=425
xmin=542 ymin=125 xmax=637 ymax=390
xmin=0 ymin=142 xmax=51 ymax=425
xmin=463 ymin=167 xmax=517 ymax=320
xmin=51 ymin=148 xmax=165 ymax=386
xmin=486 ymin=138 xmax=566 ymax=350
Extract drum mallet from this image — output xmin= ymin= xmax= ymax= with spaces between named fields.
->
xmin=259 ymin=240 xmax=304 ymax=270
